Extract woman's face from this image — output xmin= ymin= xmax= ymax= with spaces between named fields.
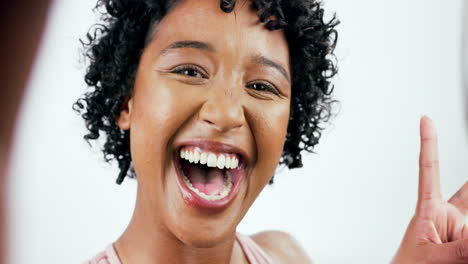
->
xmin=118 ymin=0 xmax=291 ymax=246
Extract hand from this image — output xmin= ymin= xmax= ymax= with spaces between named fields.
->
xmin=392 ymin=116 xmax=468 ymax=264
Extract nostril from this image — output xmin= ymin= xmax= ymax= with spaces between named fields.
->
xmin=198 ymin=99 xmax=244 ymax=132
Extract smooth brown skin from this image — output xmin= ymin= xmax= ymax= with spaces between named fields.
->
xmin=392 ymin=116 xmax=468 ymax=263
xmin=114 ymin=0 xmax=310 ymax=263
xmin=252 ymin=231 xmax=313 ymax=263
xmin=0 ymin=2 xmax=51 ymax=264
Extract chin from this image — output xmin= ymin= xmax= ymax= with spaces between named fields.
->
xmin=171 ymin=220 xmax=236 ymax=248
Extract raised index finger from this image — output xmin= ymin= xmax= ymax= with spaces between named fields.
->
xmin=417 ymin=116 xmax=442 ymax=208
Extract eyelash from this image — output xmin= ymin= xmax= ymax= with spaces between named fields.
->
xmin=246 ymin=81 xmax=280 ymax=96
xmin=170 ymin=65 xmax=281 ymax=97
xmin=171 ymin=64 xmax=208 ymax=79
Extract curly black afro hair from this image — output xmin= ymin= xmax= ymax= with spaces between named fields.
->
xmin=74 ymin=0 xmax=339 ymax=184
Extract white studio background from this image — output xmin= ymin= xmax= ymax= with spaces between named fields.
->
xmin=8 ymin=0 xmax=468 ymax=263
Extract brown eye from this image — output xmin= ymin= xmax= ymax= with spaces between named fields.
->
xmin=246 ymin=82 xmax=280 ymax=95
xmin=171 ymin=65 xmax=207 ymax=78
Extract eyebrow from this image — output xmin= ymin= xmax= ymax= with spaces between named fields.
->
xmin=251 ymin=55 xmax=290 ymax=82
xmin=159 ymin=41 xmax=290 ymax=82
xmin=160 ymin=40 xmax=216 ymax=54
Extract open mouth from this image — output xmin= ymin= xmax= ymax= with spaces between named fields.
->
xmin=173 ymin=143 xmax=247 ymax=210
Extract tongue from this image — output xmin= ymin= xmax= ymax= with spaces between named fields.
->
xmin=185 ymin=163 xmax=225 ymax=196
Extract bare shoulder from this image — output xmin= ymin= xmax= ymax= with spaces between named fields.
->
xmin=251 ymin=230 xmax=313 ymax=264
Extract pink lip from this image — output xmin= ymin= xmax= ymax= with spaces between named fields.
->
xmin=172 ymin=140 xmax=248 ymax=213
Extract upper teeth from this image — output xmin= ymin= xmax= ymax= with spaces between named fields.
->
xmin=179 ymin=147 xmax=239 ymax=169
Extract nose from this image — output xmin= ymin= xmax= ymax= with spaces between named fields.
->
xmin=198 ymin=89 xmax=245 ymax=133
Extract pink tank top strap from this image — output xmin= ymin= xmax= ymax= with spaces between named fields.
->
xmin=83 ymin=244 xmax=121 ymax=264
xmin=235 ymin=233 xmax=273 ymax=264
xmin=105 ymin=244 xmax=122 ymax=264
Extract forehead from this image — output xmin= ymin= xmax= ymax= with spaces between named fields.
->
xmin=148 ymin=0 xmax=290 ymax=68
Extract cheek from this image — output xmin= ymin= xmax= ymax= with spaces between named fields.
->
xmin=128 ymin=77 xmax=202 ymax=184
xmin=247 ymin=99 xmax=290 ymax=190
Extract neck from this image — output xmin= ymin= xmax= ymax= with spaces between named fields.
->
xmin=114 ymin=195 xmax=246 ymax=264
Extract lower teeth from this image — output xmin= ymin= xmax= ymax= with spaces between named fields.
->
xmin=182 ymin=171 xmax=233 ymax=201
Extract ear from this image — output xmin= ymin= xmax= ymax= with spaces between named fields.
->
xmin=117 ymin=97 xmax=133 ymax=130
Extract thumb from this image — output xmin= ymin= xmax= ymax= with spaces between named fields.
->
xmin=429 ymin=239 xmax=468 ymax=263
